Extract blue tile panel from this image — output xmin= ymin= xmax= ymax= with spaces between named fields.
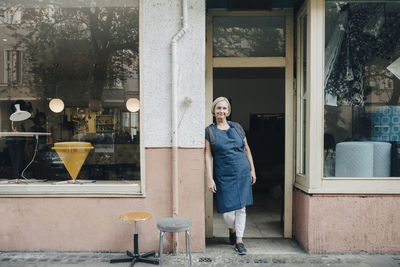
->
xmin=372 ymin=106 xmax=400 ymax=142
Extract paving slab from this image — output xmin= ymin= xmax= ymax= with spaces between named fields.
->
xmin=0 ymin=238 xmax=399 ymax=267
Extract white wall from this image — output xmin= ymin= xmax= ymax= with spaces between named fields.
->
xmin=142 ymin=0 xmax=205 ymax=148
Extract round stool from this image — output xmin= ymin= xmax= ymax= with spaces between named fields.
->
xmin=110 ymin=212 xmax=159 ymax=266
xmin=157 ymin=217 xmax=192 ymax=266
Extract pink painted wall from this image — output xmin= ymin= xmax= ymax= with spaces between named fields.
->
xmin=293 ymin=189 xmax=400 ymax=253
xmin=292 ymin=189 xmax=309 ymax=251
xmin=0 ymin=148 xmax=205 ymax=252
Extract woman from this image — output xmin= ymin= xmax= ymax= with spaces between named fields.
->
xmin=205 ymin=96 xmax=256 ymax=255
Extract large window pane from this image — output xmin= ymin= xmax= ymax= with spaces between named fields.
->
xmin=324 ymin=1 xmax=400 ymax=177
xmin=0 ymin=0 xmax=140 ymax=183
xmin=213 ymin=16 xmax=286 ymax=57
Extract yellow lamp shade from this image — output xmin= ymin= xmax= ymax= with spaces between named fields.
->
xmin=126 ymin=98 xmax=140 ymax=112
xmin=49 ymin=98 xmax=64 ymax=113
xmin=52 ymin=142 xmax=93 ymax=180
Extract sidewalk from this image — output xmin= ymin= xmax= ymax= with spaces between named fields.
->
xmin=1 ymin=238 xmax=399 ymax=267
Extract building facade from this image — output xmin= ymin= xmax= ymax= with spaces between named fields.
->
xmin=0 ymin=0 xmax=399 ymax=254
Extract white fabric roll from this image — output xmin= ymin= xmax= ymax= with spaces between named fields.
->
xmin=366 ymin=141 xmax=391 ymax=177
xmin=335 ymin=142 xmax=374 ymax=177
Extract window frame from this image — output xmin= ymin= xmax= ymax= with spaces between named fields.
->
xmin=0 ymin=0 xmax=145 ymax=197
xmin=3 ymin=50 xmax=23 ymax=85
xmin=294 ymin=0 xmax=400 ymax=194
xmin=296 ymin=3 xmax=308 ymax=184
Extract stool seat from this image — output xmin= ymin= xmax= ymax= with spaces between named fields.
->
xmin=157 ymin=217 xmax=192 ymax=232
xmin=120 ymin=212 xmax=152 ymax=222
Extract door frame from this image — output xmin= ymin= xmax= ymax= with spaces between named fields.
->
xmin=205 ymin=9 xmax=294 ymax=238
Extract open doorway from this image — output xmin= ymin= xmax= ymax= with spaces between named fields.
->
xmin=212 ymin=67 xmax=285 ymax=238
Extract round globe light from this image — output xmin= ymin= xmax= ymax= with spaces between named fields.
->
xmin=126 ymin=98 xmax=140 ymax=112
xmin=49 ymin=98 xmax=65 ymax=113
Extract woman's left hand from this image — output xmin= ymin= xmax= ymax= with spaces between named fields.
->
xmin=251 ymin=170 xmax=256 ymax=185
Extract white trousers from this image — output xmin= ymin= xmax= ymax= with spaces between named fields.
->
xmin=222 ymin=207 xmax=246 ymax=238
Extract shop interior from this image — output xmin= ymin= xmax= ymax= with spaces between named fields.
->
xmin=213 ymin=67 xmax=285 ymax=238
xmin=0 ymin=96 xmax=140 ymax=182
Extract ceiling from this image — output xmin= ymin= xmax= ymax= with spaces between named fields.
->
xmin=207 ymin=0 xmax=305 ymax=10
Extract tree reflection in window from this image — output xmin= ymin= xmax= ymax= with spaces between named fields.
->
xmin=213 ymin=16 xmax=285 ymax=57
xmin=8 ymin=4 xmax=138 ymax=105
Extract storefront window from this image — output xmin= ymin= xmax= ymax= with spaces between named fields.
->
xmin=324 ymin=1 xmax=400 ymax=177
xmin=0 ymin=0 xmax=140 ymax=184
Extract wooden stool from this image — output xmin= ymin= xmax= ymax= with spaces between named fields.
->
xmin=110 ymin=212 xmax=159 ymax=266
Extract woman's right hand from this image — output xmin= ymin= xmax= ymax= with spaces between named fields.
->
xmin=208 ymin=179 xmax=217 ymax=193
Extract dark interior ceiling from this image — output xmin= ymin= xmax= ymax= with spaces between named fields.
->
xmin=207 ymin=0 xmax=305 ymax=10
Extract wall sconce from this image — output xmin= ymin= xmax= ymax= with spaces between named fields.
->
xmin=49 ymin=98 xmax=65 ymax=113
xmin=126 ymin=98 xmax=140 ymax=112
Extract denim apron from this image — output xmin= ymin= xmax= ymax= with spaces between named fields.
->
xmin=213 ymin=125 xmax=253 ymax=213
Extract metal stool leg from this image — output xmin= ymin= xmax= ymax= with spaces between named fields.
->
xmin=134 ymin=221 xmax=139 ymax=255
xmin=158 ymin=231 xmax=164 ymax=266
xmin=185 ymin=231 xmax=188 ymax=256
xmin=129 ymin=258 xmax=137 ymax=267
xmin=186 ymin=231 xmax=192 ymax=267
xmin=111 ymin=219 xmax=158 ymax=266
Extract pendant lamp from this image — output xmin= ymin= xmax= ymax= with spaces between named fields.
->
xmin=126 ymin=98 xmax=140 ymax=112
xmin=49 ymin=98 xmax=65 ymax=113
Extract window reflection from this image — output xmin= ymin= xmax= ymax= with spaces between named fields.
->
xmin=213 ymin=16 xmax=286 ymax=57
xmin=0 ymin=1 xmax=140 ymax=182
xmin=324 ymin=2 xmax=400 ymax=177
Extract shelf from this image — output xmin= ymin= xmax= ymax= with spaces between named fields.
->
xmin=96 ymin=114 xmax=114 ymax=133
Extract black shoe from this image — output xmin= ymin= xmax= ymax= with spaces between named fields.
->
xmin=235 ymin=242 xmax=247 ymax=255
xmin=229 ymin=231 xmax=236 ymax=245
